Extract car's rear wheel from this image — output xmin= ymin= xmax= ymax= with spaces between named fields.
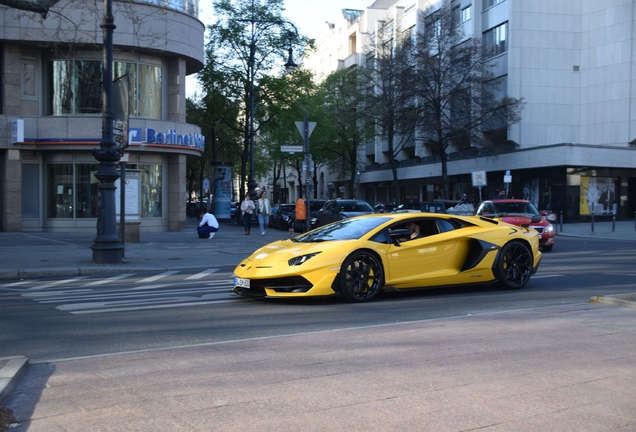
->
xmin=338 ymin=251 xmax=384 ymax=302
xmin=494 ymin=241 xmax=533 ymax=290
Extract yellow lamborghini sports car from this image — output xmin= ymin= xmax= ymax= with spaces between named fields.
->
xmin=232 ymin=212 xmax=542 ymax=303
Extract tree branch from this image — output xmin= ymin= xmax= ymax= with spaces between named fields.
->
xmin=0 ymin=0 xmax=61 ymax=17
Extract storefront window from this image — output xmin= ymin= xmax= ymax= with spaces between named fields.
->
xmin=140 ymin=164 xmax=162 ymax=217
xmin=47 ymin=59 xmax=162 ymax=119
xmin=47 ymin=164 xmax=74 ymax=218
xmin=75 ymin=164 xmax=100 ymax=218
xmin=47 ymin=163 xmax=99 ymax=219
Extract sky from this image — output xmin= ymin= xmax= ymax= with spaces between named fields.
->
xmin=187 ymin=0 xmax=373 ymax=96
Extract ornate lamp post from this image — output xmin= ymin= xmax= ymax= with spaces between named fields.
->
xmin=247 ymin=25 xmax=297 ymax=198
xmin=91 ymin=0 xmax=124 ymax=263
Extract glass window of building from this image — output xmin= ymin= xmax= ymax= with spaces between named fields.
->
xmin=483 ymin=0 xmax=504 ymax=10
xmin=46 ymin=162 xmax=165 ymax=219
xmin=46 ymin=59 xmax=162 ymax=119
xmin=483 ymin=22 xmax=508 ymax=56
xmin=140 ymin=164 xmax=162 ymax=218
xmin=461 ymin=6 xmax=471 ymax=22
xmin=46 ymin=163 xmax=101 ymax=219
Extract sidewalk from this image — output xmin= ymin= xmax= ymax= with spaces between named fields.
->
xmin=1 ymin=219 xmax=635 ymax=430
xmin=0 ymin=218 xmax=293 ymax=281
xmin=2 ymin=304 xmax=635 ymax=431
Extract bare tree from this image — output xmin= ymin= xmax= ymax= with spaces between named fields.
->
xmin=365 ymin=20 xmax=419 ymax=204
xmin=0 ymin=0 xmax=60 ymax=16
xmin=413 ymin=1 xmax=524 ymax=199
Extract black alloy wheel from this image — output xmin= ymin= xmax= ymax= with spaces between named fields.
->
xmin=494 ymin=240 xmax=533 ymax=289
xmin=338 ymin=251 xmax=384 ymax=302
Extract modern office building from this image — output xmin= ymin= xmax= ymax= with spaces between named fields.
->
xmin=0 ymin=0 xmax=205 ymax=232
xmin=303 ymin=0 xmax=636 ymax=220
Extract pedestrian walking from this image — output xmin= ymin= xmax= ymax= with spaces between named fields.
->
xmin=256 ymin=191 xmax=271 ymax=235
xmin=240 ymin=194 xmax=255 ymax=235
xmin=197 ymin=209 xmax=219 ymax=239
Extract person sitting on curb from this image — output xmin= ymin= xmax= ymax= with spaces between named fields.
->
xmin=197 ymin=209 xmax=219 ymax=239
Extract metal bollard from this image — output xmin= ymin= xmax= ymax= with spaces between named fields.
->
xmin=559 ymin=211 xmax=563 ymax=232
xmin=591 ymin=203 xmax=595 ymax=233
xmin=612 ymin=213 xmax=615 ymax=232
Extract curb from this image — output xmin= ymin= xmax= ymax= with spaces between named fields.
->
xmin=0 ymin=356 xmax=29 ymax=404
xmin=592 ymin=293 xmax=636 ymax=309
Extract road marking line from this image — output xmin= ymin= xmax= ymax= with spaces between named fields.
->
xmin=0 ymin=281 xmax=33 ymax=287
xmin=532 ymin=274 xmax=565 ymax=279
xmin=185 ymin=268 xmax=219 ymax=280
xmin=68 ymin=298 xmax=237 ymax=314
xmin=27 ymin=277 xmax=89 ymax=290
xmin=83 ymin=274 xmax=135 ymax=286
xmin=136 ymin=271 xmax=179 ymax=283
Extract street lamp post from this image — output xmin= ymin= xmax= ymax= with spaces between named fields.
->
xmin=91 ymin=0 xmax=124 ymax=264
xmin=247 ymin=24 xmax=297 ymax=199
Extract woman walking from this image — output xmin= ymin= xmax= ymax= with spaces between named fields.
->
xmin=240 ymin=194 xmax=255 ymax=235
xmin=256 ymin=191 xmax=271 ymax=235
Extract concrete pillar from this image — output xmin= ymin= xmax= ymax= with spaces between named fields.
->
xmin=167 ymin=57 xmax=186 ymax=123
xmin=167 ymin=153 xmax=186 ymax=231
xmin=2 ymin=43 xmax=21 ymax=116
xmin=1 ymin=150 xmax=23 ymax=232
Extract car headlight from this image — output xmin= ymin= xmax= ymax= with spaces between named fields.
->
xmin=544 ymin=223 xmax=554 ymax=234
xmin=288 ymin=252 xmax=321 ymax=266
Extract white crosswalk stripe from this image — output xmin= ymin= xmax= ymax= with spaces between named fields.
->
xmin=185 ymin=268 xmax=219 ymax=280
xmin=17 ymin=270 xmax=240 ymax=314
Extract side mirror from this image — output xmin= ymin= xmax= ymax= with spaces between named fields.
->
xmin=530 ymin=215 xmax=542 ymax=223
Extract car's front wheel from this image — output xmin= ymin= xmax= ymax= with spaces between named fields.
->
xmin=338 ymin=251 xmax=384 ymax=302
xmin=494 ymin=241 xmax=533 ymax=290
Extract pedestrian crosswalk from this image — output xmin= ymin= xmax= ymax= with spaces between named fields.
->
xmin=1 ymin=269 xmax=242 ymax=315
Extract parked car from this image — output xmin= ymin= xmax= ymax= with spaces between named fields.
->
xmin=374 ymin=203 xmax=398 ymax=213
xmin=315 ymin=199 xmax=375 ymax=228
xmin=475 ymin=199 xmax=555 ymax=252
xmin=232 ymin=212 xmax=543 ymax=302
xmin=292 ymin=199 xmax=327 ymax=232
xmin=229 ymin=201 xmax=239 ymax=224
xmin=271 ymin=203 xmax=295 ymax=230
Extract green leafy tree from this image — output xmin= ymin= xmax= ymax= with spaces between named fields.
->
xmin=206 ymin=0 xmax=308 ymax=197
xmin=413 ymin=1 xmax=524 ymax=199
xmin=318 ymin=68 xmax=374 ymax=198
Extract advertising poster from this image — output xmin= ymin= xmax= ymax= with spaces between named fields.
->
xmin=213 ymin=165 xmax=232 ymax=220
xmin=580 ymin=176 xmax=616 ymax=215
xmin=112 ymin=75 xmax=130 ymax=150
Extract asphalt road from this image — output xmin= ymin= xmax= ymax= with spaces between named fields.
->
xmin=1 ymin=236 xmax=635 ymax=363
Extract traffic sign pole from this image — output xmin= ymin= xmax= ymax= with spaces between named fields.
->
xmin=295 ymin=108 xmax=316 ymax=232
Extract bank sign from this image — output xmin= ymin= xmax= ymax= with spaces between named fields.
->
xmin=129 ymin=127 xmax=205 ymax=150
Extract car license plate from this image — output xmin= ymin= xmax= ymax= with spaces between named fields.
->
xmin=234 ymin=277 xmax=250 ymax=288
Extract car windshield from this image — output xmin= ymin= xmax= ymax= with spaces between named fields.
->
xmin=340 ymin=202 xmax=373 ymax=212
xmin=309 ymin=201 xmax=325 ymax=211
xmin=493 ymin=202 xmax=540 ymax=215
xmin=294 ymin=216 xmax=390 ymax=242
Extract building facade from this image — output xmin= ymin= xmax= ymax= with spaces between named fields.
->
xmin=302 ymin=0 xmax=636 ymax=221
xmin=0 ymin=0 xmax=205 ymax=233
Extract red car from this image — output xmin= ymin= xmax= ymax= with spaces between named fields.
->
xmin=475 ymin=199 xmax=555 ymax=252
